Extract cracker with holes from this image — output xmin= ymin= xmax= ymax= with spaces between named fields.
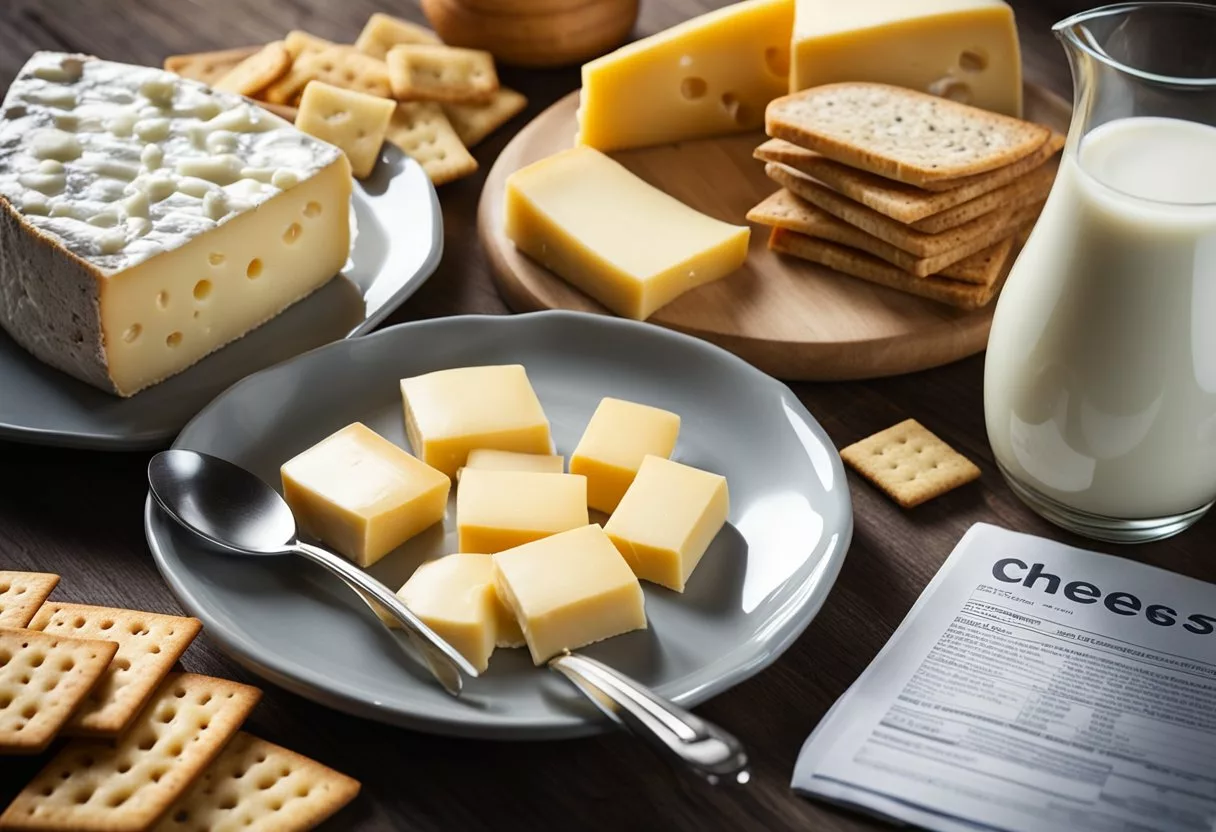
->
xmin=443 ymin=87 xmax=528 ymax=148
xmin=263 ymin=46 xmax=392 ymax=106
xmin=0 ymin=627 xmax=117 ymax=754
xmin=163 ymin=46 xmax=259 ymax=86
xmin=0 ymin=673 xmax=261 ymax=831
xmin=296 ymin=82 xmax=396 ymax=179
xmin=28 ymin=603 xmax=202 ymax=738
xmin=386 ymin=102 xmax=477 ymax=186
xmin=387 ymin=44 xmax=498 ymax=104
xmin=151 ymin=733 xmax=360 ymax=832
xmin=841 ymin=419 xmax=981 ymax=508
xmin=212 ymin=41 xmax=291 ymax=97
xmin=355 ymin=12 xmax=440 ymax=60
xmin=283 ymin=30 xmax=333 ymax=60
xmin=0 ymin=571 xmax=59 ymax=628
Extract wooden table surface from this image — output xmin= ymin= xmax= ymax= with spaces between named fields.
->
xmin=1 ymin=1 xmax=1212 ymax=830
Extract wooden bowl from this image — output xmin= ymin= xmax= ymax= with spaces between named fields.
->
xmin=420 ymin=0 xmax=639 ymax=68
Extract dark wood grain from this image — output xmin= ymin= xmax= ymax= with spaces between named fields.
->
xmin=0 ymin=2 xmax=1211 ymax=830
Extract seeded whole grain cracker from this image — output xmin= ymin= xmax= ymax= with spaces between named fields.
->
xmin=443 ymin=88 xmax=528 ymax=148
xmin=909 ymin=161 xmax=1057 ymax=233
xmin=355 ymin=12 xmax=440 ymax=60
xmin=263 ymin=46 xmax=392 ymax=105
xmin=0 ymin=571 xmax=59 ymax=628
xmin=28 ymin=602 xmax=202 ymax=738
xmin=386 ymin=102 xmax=478 ymax=185
xmin=940 ymin=236 xmax=1015 ymax=284
xmin=768 ymin=227 xmax=1014 ymax=310
xmin=766 ymin=163 xmax=1030 ymax=258
xmin=212 ymin=41 xmax=291 ymax=97
xmin=840 ymin=419 xmax=981 ymax=508
xmin=0 ymin=673 xmax=261 ymax=832
xmin=387 ymin=44 xmax=499 ymax=104
xmin=0 ymin=627 xmax=117 ymax=754
xmin=151 ymin=733 xmax=360 ymax=832
xmin=163 ymin=46 xmax=259 ymax=86
xmin=765 ymin=83 xmax=1051 ymax=188
xmin=754 ymin=133 xmax=1065 ymax=221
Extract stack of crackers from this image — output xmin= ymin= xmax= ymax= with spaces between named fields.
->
xmin=747 ymin=83 xmax=1063 ymax=310
xmin=0 ymin=570 xmax=359 ymax=831
xmin=164 ymin=13 xmax=528 ymax=186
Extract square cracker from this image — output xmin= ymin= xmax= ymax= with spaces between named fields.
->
xmin=840 ymin=419 xmax=981 ymax=508
xmin=386 ymin=102 xmax=478 ymax=185
xmin=263 ymin=46 xmax=392 ymax=105
xmin=0 ymin=627 xmax=117 ymax=754
xmin=0 ymin=571 xmax=59 ymax=627
xmin=283 ymin=30 xmax=333 ymax=60
xmin=0 ymin=673 xmax=261 ymax=832
xmin=754 ymin=133 xmax=1065 ymax=223
xmin=443 ymin=87 xmax=528 ymax=148
xmin=151 ymin=733 xmax=360 ymax=832
xmin=387 ymin=44 xmax=498 ymax=104
xmin=297 ymin=82 xmax=396 ymax=179
xmin=28 ymin=602 xmax=202 ymax=738
xmin=355 ymin=12 xmax=440 ymax=60
xmin=768 ymin=227 xmax=1016 ymax=310
xmin=163 ymin=46 xmax=259 ymax=86
xmin=213 ymin=41 xmax=291 ymax=97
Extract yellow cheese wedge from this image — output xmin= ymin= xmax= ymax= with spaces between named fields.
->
xmin=456 ymin=469 xmax=589 ymax=554
xmin=790 ymin=0 xmax=1022 ymax=117
xmin=577 ymin=0 xmax=794 ymax=151
xmin=604 ymin=455 xmax=729 ymax=592
xmin=504 ymin=147 xmax=750 ymax=321
xmin=570 ymin=397 xmax=680 ymax=514
xmin=280 ymin=422 xmax=450 ymax=567
xmin=401 ymin=364 xmax=553 ymax=479
xmin=463 ymin=449 xmax=564 ymax=475
xmin=492 ymin=525 xmax=647 ymax=665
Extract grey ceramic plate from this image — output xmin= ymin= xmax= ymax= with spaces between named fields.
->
xmin=0 ymin=144 xmax=442 ymax=451
xmin=145 ymin=312 xmax=852 ymax=739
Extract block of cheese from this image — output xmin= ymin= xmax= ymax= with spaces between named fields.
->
xmin=571 ymin=397 xmax=680 ymax=514
xmin=604 ymin=455 xmax=728 ymax=592
xmin=0 ymin=52 xmax=353 ymax=396
xmin=281 ymin=422 xmax=450 ymax=567
xmin=790 ymin=0 xmax=1022 ymax=117
xmin=456 ymin=469 xmax=588 ymax=554
xmin=462 ymin=448 xmax=564 ymax=475
xmin=492 ymin=524 xmax=647 ymax=665
xmin=504 ymin=147 xmax=749 ymax=320
xmin=401 ymin=364 xmax=553 ymax=478
xmin=577 ymin=0 xmax=794 ymax=151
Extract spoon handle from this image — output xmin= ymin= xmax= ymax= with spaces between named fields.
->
xmin=290 ymin=541 xmax=478 ymax=694
xmin=548 ymin=653 xmax=750 ymax=785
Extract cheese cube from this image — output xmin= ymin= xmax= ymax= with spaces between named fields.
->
xmin=456 ymin=469 xmax=588 ymax=554
xmin=790 ymin=0 xmax=1022 ymax=117
xmin=296 ymin=81 xmax=395 ymax=179
xmin=577 ymin=0 xmax=794 ymax=151
xmin=571 ymin=398 xmax=680 ymax=514
xmin=281 ymin=423 xmax=450 ymax=567
xmin=504 ymin=147 xmax=749 ymax=320
xmin=463 ymin=449 xmax=564 ymax=475
xmin=0 ymin=53 xmax=352 ymax=396
xmin=401 ymin=365 xmax=553 ymax=479
xmin=604 ymin=456 xmax=728 ymax=592
xmin=492 ymin=525 xmax=647 ymax=665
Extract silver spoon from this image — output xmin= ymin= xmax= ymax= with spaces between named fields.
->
xmin=148 ymin=450 xmax=750 ymax=783
xmin=147 ymin=449 xmax=476 ymax=696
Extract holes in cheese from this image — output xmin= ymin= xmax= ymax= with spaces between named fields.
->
xmin=208 ymin=252 xmax=225 ymax=267
xmin=192 ymin=280 xmax=212 ymax=301
xmin=246 ymin=259 xmax=263 ymax=279
xmin=166 ymin=332 xmax=183 ymax=348
xmin=283 ymin=222 xmax=302 ymax=244
xmin=122 ymin=324 xmax=141 ymax=343
xmin=960 ymin=49 xmax=988 ymax=72
xmin=156 ymin=291 xmax=169 ymax=310
xmin=304 ymin=201 xmax=322 ymax=218
xmin=764 ymin=45 xmax=790 ymax=77
xmin=680 ymin=77 xmax=707 ymax=100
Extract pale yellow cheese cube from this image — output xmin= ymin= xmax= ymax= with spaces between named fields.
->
xmin=571 ymin=398 xmax=680 ymax=514
xmin=395 ymin=554 xmax=498 ymax=672
xmin=280 ymin=422 xmax=450 ymax=567
xmin=296 ymin=81 xmax=396 ymax=178
xmin=400 ymin=365 xmax=553 ymax=479
xmin=578 ymin=0 xmax=794 ymax=151
xmin=604 ymin=456 xmax=728 ymax=592
xmin=504 ymin=147 xmax=750 ymax=321
xmin=790 ymin=0 xmax=1022 ymax=117
xmin=492 ymin=525 xmax=647 ymax=665
xmin=463 ymin=449 xmax=564 ymax=475
xmin=456 ymin=469 xmax=588 ymax=554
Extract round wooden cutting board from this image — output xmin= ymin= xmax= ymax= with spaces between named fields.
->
xmin=478 ymin=84 xmax=1071 ymax=381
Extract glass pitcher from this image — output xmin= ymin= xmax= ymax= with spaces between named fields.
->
xmin=984 ymin=2 xmax=1216 ymax=543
